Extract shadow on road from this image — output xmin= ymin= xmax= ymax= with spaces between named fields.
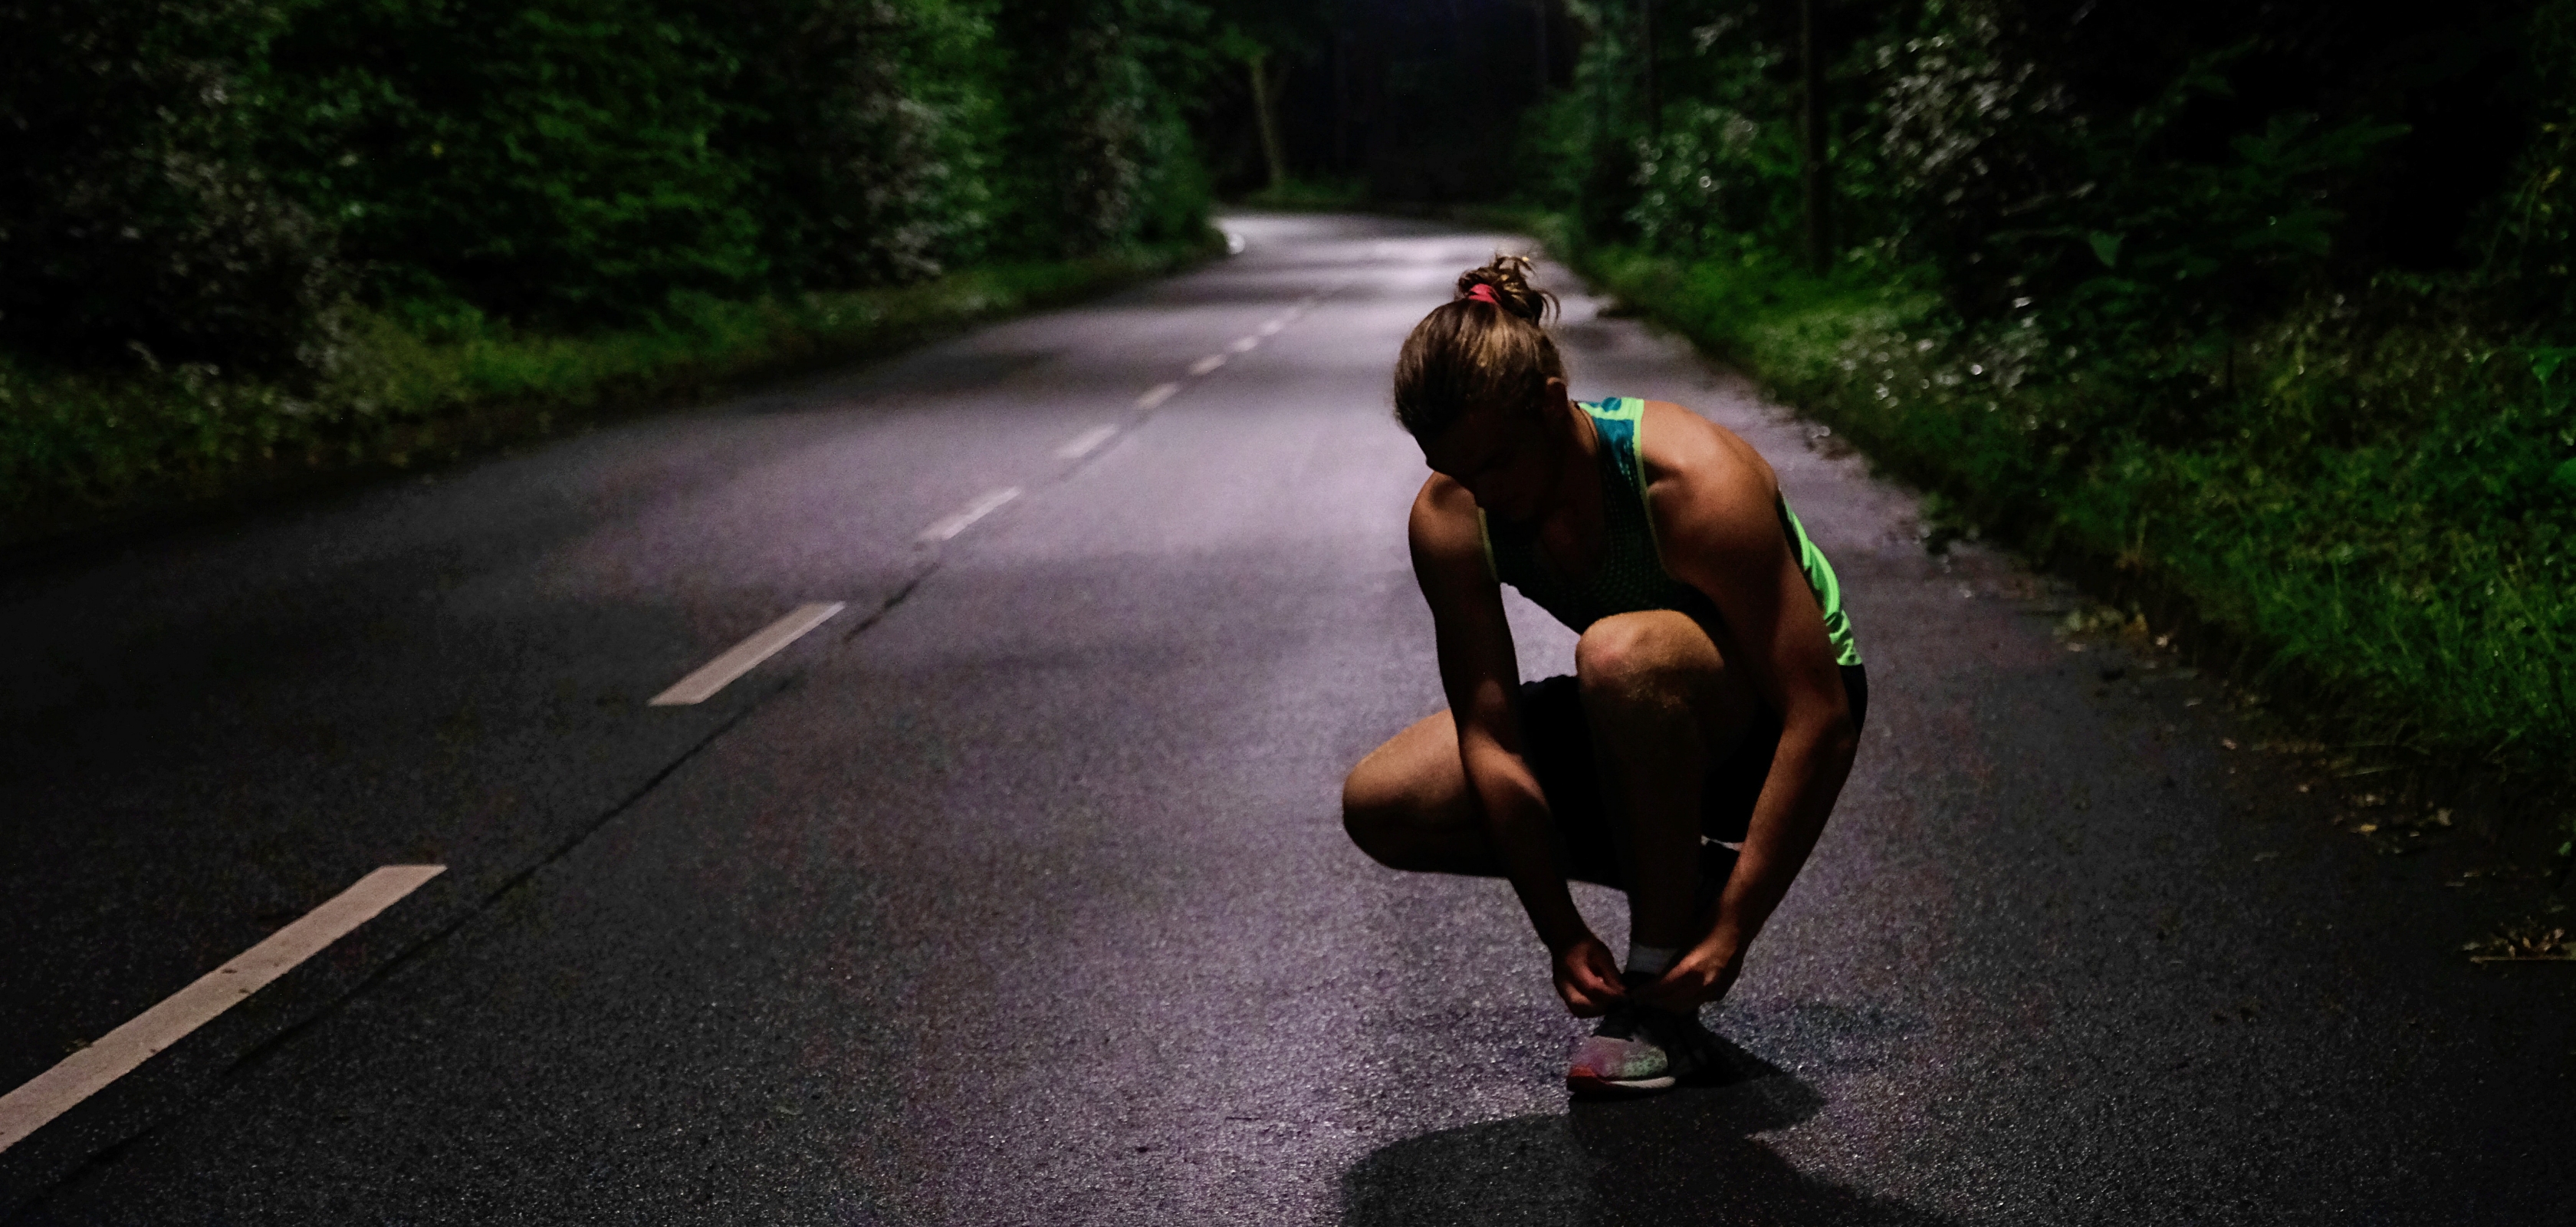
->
xmin=1342 ymin=1041 xmax=1952 ymax=1226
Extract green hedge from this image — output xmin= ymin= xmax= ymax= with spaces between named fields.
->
xmin=1555 ymin=235 xmax=2574 ymax=839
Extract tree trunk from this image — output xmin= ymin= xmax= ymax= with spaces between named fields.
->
xmin=1532 ymin=0 xmax=1549 ymax=98
xmin=1799 ymin=0 xmax=1829 ymax=272
xmin=1332 ymin=32 xmax=1350 ymax=172
xmin=1641 ymin=0 xmax=1659 ymax=137
xmin=1248 ymin=52 xmax=1290 ymax=193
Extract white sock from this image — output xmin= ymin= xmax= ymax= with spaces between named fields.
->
xmin=1625 ymin=942 xmax=1677 ymax=979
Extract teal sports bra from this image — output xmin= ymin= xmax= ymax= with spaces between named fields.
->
xmin=1478 ymin=397 xmax=1862 ymax=666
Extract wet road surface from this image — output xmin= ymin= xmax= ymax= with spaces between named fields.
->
xmin=3 ymin=213 xmax=2570 ymax=1224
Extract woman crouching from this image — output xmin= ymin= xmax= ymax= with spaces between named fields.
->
xmin=1340 ymin=254 xmax=1868 ymax=1094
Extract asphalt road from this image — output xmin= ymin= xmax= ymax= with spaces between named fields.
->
xmin=2 ymin=213 xmax=2569 ymax=1225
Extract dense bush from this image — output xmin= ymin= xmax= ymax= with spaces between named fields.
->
xmin=693 ymin=0 xmax=1001 ymax=287
xmin=261 ymin=0 xmax=765 ymax=328
xmin=1529 ymin=0 xmax=2576 ymax=807
xmin=0 ymin=0 xmax=1245 ymax=544
xmin=0 ymin=0 xmax=340 ymax=373
xmin=0 ymin=0 xmax=1220 ymax=371
xmin=986 ymin=0 xmax=1214 ymax=258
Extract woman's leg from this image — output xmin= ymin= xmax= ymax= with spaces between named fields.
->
xmin=1340 ymin=711 xmax=1506 ymax=877
xmin=1573 ymin=611 xmax=1756 ymax=952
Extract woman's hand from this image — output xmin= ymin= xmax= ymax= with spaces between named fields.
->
xmin=1637 ymin=939 xmax=1743 ymax=1012
xmin=1550 ymin=934 xmax=1628 ymax=1017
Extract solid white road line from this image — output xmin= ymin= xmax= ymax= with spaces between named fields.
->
xmin=1188 ymin=354 xmax=1227 ymax=376
xmin=1056 ymin=425 xmax=1119 ymax=460
xmin=0 ymin=864 xmax=445 ymax=1154
xmin=648 ymin=602 xmax=848 ymax=706
xmin=1227 ymin=336 xmax=1260 ymax=353
xmin=915 ymin=486 xmax=1022 ymax=547
xmin=1135 ymin=381 xmax=1181 ymax=410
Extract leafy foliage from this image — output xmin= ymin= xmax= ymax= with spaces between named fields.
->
xmin=0 ymin=0 xmax=1227 ymax=368
xmin=986 ymin=0 xmax=1213 ymax=258
xmin=260 ymin=0 xmax=766 ymax=327
xmin=0 ymin=0 xmax=1263 ymax=537
xmin=0 ymin=0 xmax=340 ymax=373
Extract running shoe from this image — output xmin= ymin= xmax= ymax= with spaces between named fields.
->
xmin=1565 ymin=982 xmax=1722 ymax=1095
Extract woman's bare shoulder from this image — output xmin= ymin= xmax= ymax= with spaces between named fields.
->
xmin=1636 ymin=399 xmax=1779 ymax=505
xmin=1408 ymin=472 xmax=1483 ymax=551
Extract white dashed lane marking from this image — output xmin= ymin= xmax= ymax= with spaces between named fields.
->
xmin=649 ymin=602 xmax=849 ymax=706
xmin=1135 ymin=381 xmax=1181 ymax=410
xmin=0 ymin=865 xmax=446 ymax=1153
xmin=915 ymin=486 xmax=1022 ymax=547
xmin=1188 ymin=354 xmax=1227 ymax=376
xmin=1056 ymin=425 xmax=1119 ymax=460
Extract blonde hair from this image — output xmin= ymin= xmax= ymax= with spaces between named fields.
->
xmin=1392 ymin=253 xmax=1565 ymax=438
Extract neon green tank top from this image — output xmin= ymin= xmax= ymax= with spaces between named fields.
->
xmin=1478 ymin=397 xmax=1862 ymax=666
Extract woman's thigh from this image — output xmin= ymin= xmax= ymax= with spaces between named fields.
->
xmin=1343 ymin=710 xmax=1475 ymax=844
xmin=1343 ymin=699 xmax=1627 ymax=885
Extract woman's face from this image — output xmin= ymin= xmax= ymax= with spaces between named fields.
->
xmin=1418 ymin=380 xmax=1571 ymax=524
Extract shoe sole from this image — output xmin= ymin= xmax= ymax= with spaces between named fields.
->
xmin=1566 ymin=1071 xmax=1677 ymax=1095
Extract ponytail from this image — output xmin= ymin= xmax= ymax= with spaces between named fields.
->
xmin=1392 ymin=253 xmax=1566 ymax=439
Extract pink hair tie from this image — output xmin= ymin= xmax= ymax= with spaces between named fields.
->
xmin=1464 ymin=284 xmax=1500 ymax=305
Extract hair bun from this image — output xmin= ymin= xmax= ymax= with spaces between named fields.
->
xmin=1457 ymin=252 xmax=1556 ymax=326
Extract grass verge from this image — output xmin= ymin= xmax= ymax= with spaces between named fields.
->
xmin=1543 ymin=225 xmax=2576 ymax=860
xmin=0 ymin=235 xmax=1222 ymax=552
xmin=1231 ymin=178 xmax=1372 ymax=212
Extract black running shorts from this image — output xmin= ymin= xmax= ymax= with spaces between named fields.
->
xmin=1516 ymin=662 xmax=1869 ymax=891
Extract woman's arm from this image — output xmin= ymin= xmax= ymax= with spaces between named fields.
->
xmin=1637 ymin=405 xmax=1861 ymax=1008
xmin=1408 ymin=477 xmax=1628 ymax=1016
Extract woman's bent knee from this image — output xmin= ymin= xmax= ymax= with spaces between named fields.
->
xmin=1340 ymin=761 xmax=1407 ymax=863
xmin=1339 ymin=767 xmax=1380 ymax=837
xmin=1340 ymin=755 xmax=1461 ymax=870
xmin=1576 ymin=611 xmax=1721 ymax=702
xmin=1340 ymin=712 xmax=1479 ymax=872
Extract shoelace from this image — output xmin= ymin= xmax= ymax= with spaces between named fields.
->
xmin=1591 ymin=1001 xmax=1646 ymax=1041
